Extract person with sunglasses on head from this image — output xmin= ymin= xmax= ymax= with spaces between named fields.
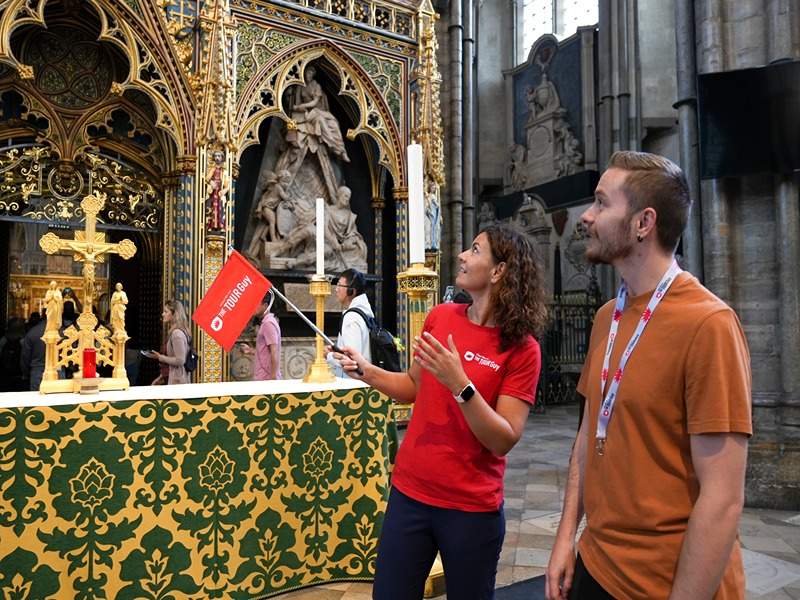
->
xmin=331 ymin=223 xmax=546 ymax=599
xmin=327 ymin=268 xmax=372 ymax=378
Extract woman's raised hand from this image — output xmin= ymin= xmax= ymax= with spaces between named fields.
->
xmin=413 ymin=332 xmax=469 ymax=394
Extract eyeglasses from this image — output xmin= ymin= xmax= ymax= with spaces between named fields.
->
xmin=334 ymin=284 xmax=350 ymax=289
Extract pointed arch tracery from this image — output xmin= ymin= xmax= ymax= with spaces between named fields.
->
xmin=235 ymin=39 xmax=404 ymax=185
xmin=0 ymin=0 xmax=195 ymax=154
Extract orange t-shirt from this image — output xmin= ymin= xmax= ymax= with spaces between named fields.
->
xmin=577 ymin=272 xmax=752 ymax=600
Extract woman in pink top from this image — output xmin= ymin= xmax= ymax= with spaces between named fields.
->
xmin=254 ymin=292 xmax=281 ymax=380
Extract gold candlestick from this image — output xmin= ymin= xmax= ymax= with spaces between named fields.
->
xmin=304 ymin=275 xmax=336 ymax=383
xmin=397 ymin=262 xmax=439 ymax=349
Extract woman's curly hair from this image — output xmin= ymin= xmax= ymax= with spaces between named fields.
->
xmin=482 ymin=223 xmax=548 ymax=351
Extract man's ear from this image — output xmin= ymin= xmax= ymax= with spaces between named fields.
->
xmin=637 ymin=207 xmax=658 ymax=239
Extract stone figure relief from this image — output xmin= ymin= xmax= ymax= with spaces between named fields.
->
xmin=527 ymin=73 xmax=560 ymax=122
xmin=508 ymin=68 xmax=584 ymax=192
xmin=477 ymin=202 xmax=497 ymax=231
xmin=554 ymin=117 xmax=583 ymax=177
xmin=506 ymin=144 xmax=527 ymax=190
xmin=326 ymin=186 xmax=368 ymax=272
xmin=245 ymin=169 xmax=291 ymax=263
xmin=243 ymin=62 xmax=367 ymax=274
xmin=425 ymin=179 xmax=441 ymax=251
xmin=565 ymin=220 xmax=590 ymax=273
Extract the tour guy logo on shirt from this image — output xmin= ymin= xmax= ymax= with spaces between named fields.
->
xmin=463 ymin=350 xmax=501 ymax=372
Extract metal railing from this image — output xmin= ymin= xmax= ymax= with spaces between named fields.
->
xmin=535 ymin=292 xmax=601 ymax=411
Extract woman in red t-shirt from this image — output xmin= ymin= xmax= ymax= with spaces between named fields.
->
xmin=333 ymin=223 xmax=547 ymax=599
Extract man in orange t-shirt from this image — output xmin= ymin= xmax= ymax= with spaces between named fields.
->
xmin=546 ymin=151 xmax=752 ymax=600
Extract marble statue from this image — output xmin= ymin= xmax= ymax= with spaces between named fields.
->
xmin=506 ymin=144 xmax=527 ymax=190
xmin=477 ymin=202 xmax=496 ymax=232
xmin=44 ymin=281 xmax=62 ymax=333
xmin=424 ymin=179 xmax=441 ymax=250
xmin=529 ymin=72 xmax=560 ymax=120
xmin=326 ymin=186 xmax=368 ymax=272
xmin=246 ymin=169 xmax=291 ymax=262
xmin=279 ymin=64 xmax=349 ymax=201
xmin=110 ymin=282 xmax=128 ymax=334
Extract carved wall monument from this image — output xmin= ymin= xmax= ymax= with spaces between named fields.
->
xmin=503 ymin=32 xmax=597 ymax=196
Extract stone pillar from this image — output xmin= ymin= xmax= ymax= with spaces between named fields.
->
xmin=776 ymin=176 xmax=800 ymax=406
xmin=700 ymin=178 xmax=732 ymax=303
xmin=675 ymin=0 xmax=703 ymax=280
xmin=447 ymin=0 xmax=464 ymax=288
xmin=462 ymin=0 xmax=475 ymax=245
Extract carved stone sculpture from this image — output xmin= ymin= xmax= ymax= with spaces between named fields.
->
xmin=424 ymin=179 xmax=441 ymax=250
xmin=506 ymin=144 xmax=528 ymax=191
xmin=325 ymin=186 xmax=368 ymax=272
xmin=245 ymin=169 xmax=291 ymax=263
xmin=244 ymin=63 xmax=367 ymax=274
xmin=477 ymin=202 xmax=497 ymax=232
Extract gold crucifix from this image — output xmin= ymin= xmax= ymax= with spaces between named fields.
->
xmin=37 ymin=192 xmax=137 ymax=394
xmin=39 ymin=192 xmax=137 ymax=312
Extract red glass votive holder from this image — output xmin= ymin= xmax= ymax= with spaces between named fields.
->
xmin=83 ymin=348 xmax=97 ymax=379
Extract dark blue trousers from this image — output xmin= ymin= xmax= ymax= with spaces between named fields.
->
xmin=373 ymin=487 xmax=505 ymax=600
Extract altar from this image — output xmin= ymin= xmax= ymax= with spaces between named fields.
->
xmin=0 ymin=379 xmax=393 ymax=598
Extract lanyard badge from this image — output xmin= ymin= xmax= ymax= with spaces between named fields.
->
xmin=595 ymin=261 xmax=682 ymax=455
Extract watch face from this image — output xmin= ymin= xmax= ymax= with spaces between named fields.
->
xmin=461 ymin=383 xmax=476 ymax=402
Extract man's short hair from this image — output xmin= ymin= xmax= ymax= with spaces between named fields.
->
xmin=607 ymin=151 xmax=691 ymax=252
xmin=338 ymin=268 xmax=366 ymax=296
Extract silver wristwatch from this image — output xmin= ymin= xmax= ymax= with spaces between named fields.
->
xmin=454 ymin=381 xmax=477 ymax=404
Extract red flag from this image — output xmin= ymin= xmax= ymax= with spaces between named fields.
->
xmin=192 ymin=250 xmax=272 ymax=351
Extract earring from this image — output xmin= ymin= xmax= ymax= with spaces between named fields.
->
xmin=637 ymin=234 xmax=644 ymax=243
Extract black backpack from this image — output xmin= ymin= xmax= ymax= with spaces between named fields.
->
xmin=183 ymin=332 xmax=198 ymax=373
xmin=343 ymin=308 xmax=402 ymax=372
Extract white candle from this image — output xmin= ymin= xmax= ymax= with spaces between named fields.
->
xmin=315 ymin=197 xmax=325 ymax=275
xmin=407 ymin=143 xmax=425 ymax=265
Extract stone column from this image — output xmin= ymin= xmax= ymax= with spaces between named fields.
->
xmin=776 ymin=176 xmax=800 ymax=405
xmin=700 ymin=178 xmax=732 ymax=303
xmin=675 ymin=0 xmax=703 ymax=280
xmin=447 ymin=0 xmax=464 ymax=288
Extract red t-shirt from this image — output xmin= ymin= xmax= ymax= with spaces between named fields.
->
xmin=391 ymin=303 xmax=541 ymax=512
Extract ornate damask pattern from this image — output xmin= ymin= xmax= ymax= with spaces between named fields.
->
xmin=0 ymin=387 xmax=392 ymax=599
xmin=236 ymin=23 xmax=300 ymax=100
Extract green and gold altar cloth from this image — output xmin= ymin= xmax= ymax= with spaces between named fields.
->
xmin=0 ymin=379 xmax=392 ymax=599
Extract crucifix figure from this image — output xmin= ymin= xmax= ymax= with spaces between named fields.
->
xmin=37 ymin=192 xmax=137 ymax=393
xmin=39 ymin=192 xmax=137 ymax=314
